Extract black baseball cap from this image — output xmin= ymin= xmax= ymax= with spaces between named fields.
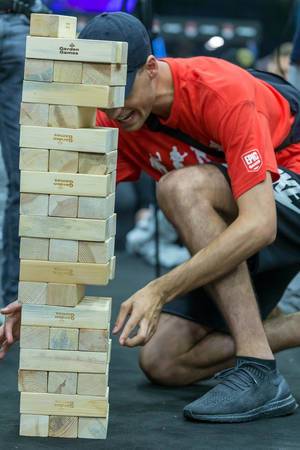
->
xmin=79 ymin=12 xmax=152 ymax=98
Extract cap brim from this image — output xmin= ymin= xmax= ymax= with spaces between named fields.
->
xmin=125 ymin=69 xmax=137 ymax=98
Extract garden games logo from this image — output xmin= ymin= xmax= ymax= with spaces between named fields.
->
xmin=59 ymin=42 xmax=79 ymax=55
xmin=242 ymin=149 xmax=262 ymax=172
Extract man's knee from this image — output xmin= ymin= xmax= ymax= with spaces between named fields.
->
xmin=139 ymin=344 xmax=183 ymax=386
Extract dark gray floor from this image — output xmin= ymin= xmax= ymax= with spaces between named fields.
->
xmin=0 ymin=252 xmax=300 ymax=450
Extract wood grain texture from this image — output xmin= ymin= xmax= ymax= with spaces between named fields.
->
xmin=20 ymin=102 xmax=49 ymax=127
xmin=20 ymin=237 xmax=49 ymax=260
xmin=29 ymin=14 xmax=77 ymax=38
xmin=49 ymin=328 xmax=79 ymax=350
xmin=26 ymin=36 xmax=127 ymax=63
xmin=20 ymin=193 xmax=49 ymax=216
xmin=18 ymin=281 xmax=47 ymax=305
xmin=20 ymin=414 xmax=49 ymax=437
xmin=77 ymin=370 xmax=108 ymax=397
xmin=49 ymin=239 xmax=78 ymax=262
xmin=78 ymin=238 xmax=114 ymax=264
xmin=19 ymin=214 xmax=116 ymax=241
xmin=22 ymin=80 xmax=125 ymax=108
xmin=48 ymin=195 xmax=78 ymax=218
xmin=49 ymin=105 xmax=96 ymax=129
xmin=78 ymin=194 xmax=115 ymax=219
xmin=24 ymin=58 xmax=53 ymax=82
xmin=21 ymin=297 xmax=111 ymax=329
xmin=20 ymin=260 xmax=112 ymax=285
xmin=82 ymin=62 xmax=127 ymax=85
xmin=20 ymin=349 xmax=108 ymax=373
xmin=78 ymin=413 xmax=109 ymax=439
xmin=49 ymin=416 xmax=78 ymax=438
xmin=78 ymin=151 xmax=117 ymax=175
xmin=19 ymin=148 xmax=49 ymax=172
xmin=48 ymin=372 xmax=77 ymax=395
xmin=20 ymin=125 xmax=118 ymax=153
xmin=53 ymin=61 xmax=82 ymax=83
xmin=47 ymin=283 xmax=85 ymax=307
xmin=20 ymin=326 xmax=50 ymax=349
xmin=79 ymin=329 xmax=109 ymax=352
xmin=49 ymin=150 xmax=78 ymax=173
xmin=18 ymin=370 xmax=48 ymax=393
xmin=20 ymin=391 xmax=108 ymax=417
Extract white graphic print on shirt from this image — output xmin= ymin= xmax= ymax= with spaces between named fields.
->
xmin=170 ymin=146 xmax=188 ymax=169
xmin=274 ymin=169 xmax=300 ymax=214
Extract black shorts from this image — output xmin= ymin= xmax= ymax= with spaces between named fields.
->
xmin=162 ymin=166 xmax=300 ymax=333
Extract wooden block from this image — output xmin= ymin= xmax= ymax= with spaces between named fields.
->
xmin=20 ymin=260 xmax=112 ymax=285
xmin=48 ymin=372 xmax=77 ymax=394
xmin=110 ymin=256 xmax=116 ymax=280
xmin=20 ymin=414 xmax=49 ymax=437
xmin=30 ymin=14 xmax=77 ymax=39
xmin=18 ymin=281 xmax=47 ymax=305
xmin=26 ymin=36 xmax=127 ymax=63
xmin=19 ymin=148 xmax=49 ymax=172
xmin=49 ymin=150 xmax=78 ymax=173
xmin=47 ymin=283 xmax=85 ymax=307
xmin=78 ymin=238 xmax=114 ymax=264
xmin=49 ymin=195 xmax=78 ymax=218
xmin=21 ymin=297 xmax=111 ymax=330
xmin=20 ymin=237 xmax=49 ymax=261
xmin=20 ymin=326 xmax=49 ymax=349
xmin=79 ymin=329 xmax=109 ymax=352
xmin=18 ymin=370 xmax=48 ymax=393
xmin=24 ymin=58 xmax=53 ymax=82
xmin=20 ymin=193 xmax=49 ymax=216
xmin=82 ymin=63 xmax=127 ymax=85
xmin=21 ymin=170 xmax=112 ymax=196
xmin=78 ymin=414 xmax=108 ymax=439
xmin=20 ymin=102 xmax=49 ymax=127
xmin=49 ymin=105 xmax=96 ymax=129
xmin=78 ymin=194 xmax=115 ymax=219
xmin=49 ymin=328 xmax=79 ymax=350
xmin=78 ymin=151 xmax=117 ymax=175
xmin=22 ymin=81 xmax=125 ymax=108
xmin=77 ymin=369 xmax=108 ymax=397
xmin=49 ymin=239 xmax=78 ymax=262
xmin=20 ymin=125 xmax=118 ymax=153
xmin=20 ymin=391 xmax=108 ymax=417
xmin=20 ymin=349 xmax=108 ymax=373
xmin=19 ymin=214 xmax=116 ymax=241
xmin=53 ymin=61 xmax=82 ymax=83
xmin=49 ymin=416 xmax=78 ymax=438
xmin=109 ymin=171 xmax=116 ymax=194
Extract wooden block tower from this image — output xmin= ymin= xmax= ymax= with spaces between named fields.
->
xmin=17 ymin=14 xmax=127 ymax=439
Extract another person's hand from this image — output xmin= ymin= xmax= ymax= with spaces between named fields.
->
xmin=113 ymin=284 xmax=163 ymax=347
xmin=0 ymin=301 xmax=22 ymax=360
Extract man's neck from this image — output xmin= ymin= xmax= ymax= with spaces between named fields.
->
xmin=151 ymin=60 xmax=174 ymax=119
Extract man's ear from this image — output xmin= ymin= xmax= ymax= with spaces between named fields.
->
xmin=145 ymin=55 xmax=158 ymax=80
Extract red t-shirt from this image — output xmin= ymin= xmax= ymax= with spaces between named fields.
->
xmin=96 ymin=57 xmax=300 ymax=199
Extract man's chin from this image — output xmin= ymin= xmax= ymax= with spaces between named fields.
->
xmin=120 ymin=120 xmax=144 ymax=132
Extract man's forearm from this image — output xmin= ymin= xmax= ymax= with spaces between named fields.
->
xmin=150 ymin=215 xmax=271 ymax=304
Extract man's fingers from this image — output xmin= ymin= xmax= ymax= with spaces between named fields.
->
xmin=124 ymin=318 xmax=149 ymax=347
xmin=1 ymin=301 xmax=21 ymax=315
xmin=113 ymin=302 xmax=132 ymax=334
xmin=4 ymin=320 xmax=14 ymax=344
xmin=119 ymin=315 xmax=140 ymax=345
xmin=0 ymin=339 xmax=10 ymax=360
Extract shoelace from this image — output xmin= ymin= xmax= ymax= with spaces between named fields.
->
xmin=214 ymin=363 xmax=267 ymax=392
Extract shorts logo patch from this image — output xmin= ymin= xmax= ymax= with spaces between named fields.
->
xmin=242 ymin=149 xmax=262 ymax=172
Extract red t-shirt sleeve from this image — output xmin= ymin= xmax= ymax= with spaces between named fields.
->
xmin=217 ymin=101 xmax=279 ymax=199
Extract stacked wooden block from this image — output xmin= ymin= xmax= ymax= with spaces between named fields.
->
xmin=17 ymin=14 xmax=127 ymax=439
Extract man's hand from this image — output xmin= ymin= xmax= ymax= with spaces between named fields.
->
xmin=113 ymin=284 xmax=164 ymax=347
xmin=0 ymin=301 xmax=22 ymax=360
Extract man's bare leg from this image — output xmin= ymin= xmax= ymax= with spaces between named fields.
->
xmin=140 ymin=311 xmax=300 ymax=386
xmin=156 ymin=165 xmax=273 ymax=359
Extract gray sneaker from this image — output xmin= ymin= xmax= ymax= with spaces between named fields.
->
xmin=183 ymin=359 xmax=298 ymax=423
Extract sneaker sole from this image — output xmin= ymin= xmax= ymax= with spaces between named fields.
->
xmin=183 ymin=394 xmax=298 ymax=423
